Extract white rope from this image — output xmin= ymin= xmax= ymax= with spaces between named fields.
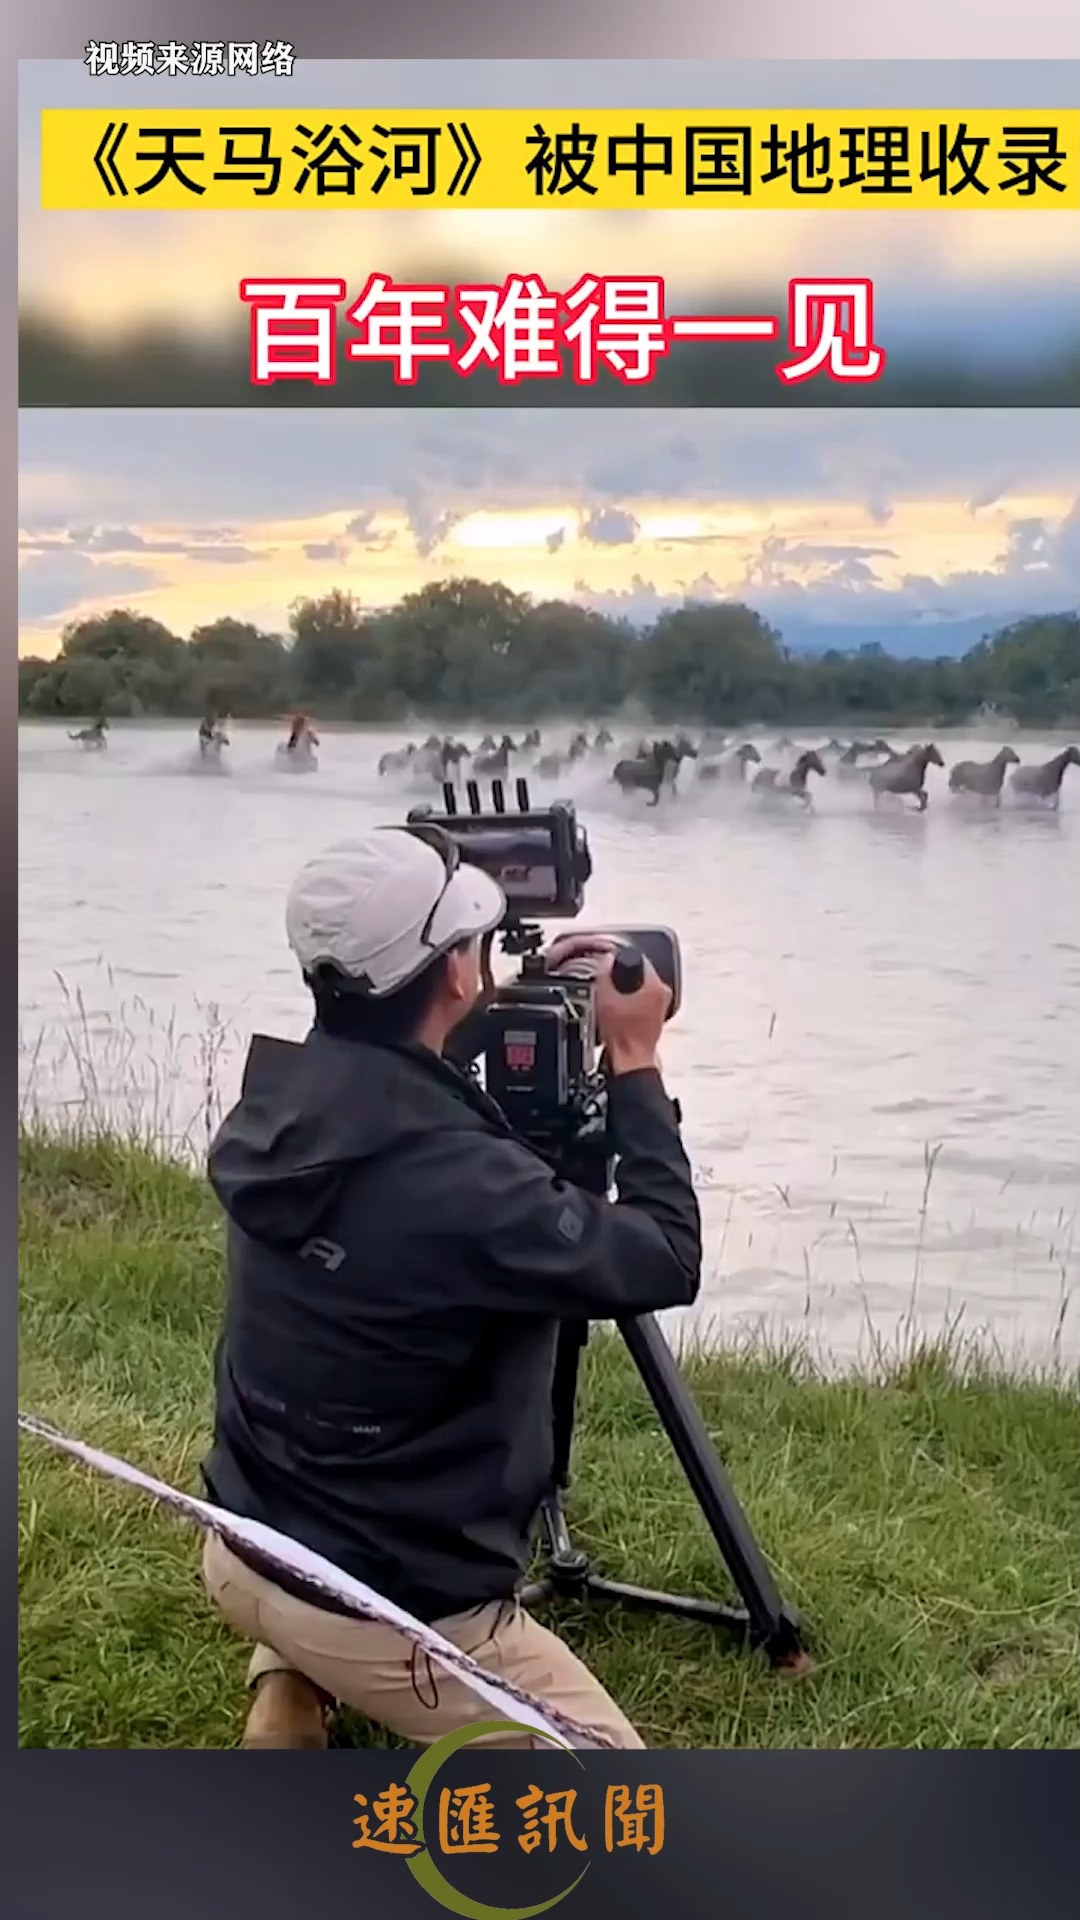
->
xmin=18 ymin=1412 xmax=618 ymax=1750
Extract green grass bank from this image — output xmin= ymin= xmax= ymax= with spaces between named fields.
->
xmin=18 ymin=1128 xmax=1079 ymax=1750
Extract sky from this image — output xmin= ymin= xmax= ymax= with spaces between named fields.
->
xmin=17 ymin=408 xmax=1079 ymax=656
xmin=18 ymin=59 xmax=1080 ymax=364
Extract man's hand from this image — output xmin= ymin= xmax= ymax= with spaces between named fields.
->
xmin=544 ymin=934 xmax=671 ymax=1077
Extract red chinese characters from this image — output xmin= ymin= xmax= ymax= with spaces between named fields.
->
xmin=239 ymin=274 xmax=884 ymax=388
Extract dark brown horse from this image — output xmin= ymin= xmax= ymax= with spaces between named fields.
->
xmin=472 ymin=734 xmax=519 ymax=776
xmin=948 ymin=745 xmax=1020 ymax=805
xmin=612 ymin=738 xmax=689 ymax=805
xmin=437 ymin=739 xmax=471 ymax=779
xmin=1007 ymin=745 xmax=1080 ymax=810
xmin=752 ymin=748 xmax=827 ymax=808
xmin=868 ymin=743 xmax=944 ymax=811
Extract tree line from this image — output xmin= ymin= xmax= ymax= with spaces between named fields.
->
xmin=17 ymin=580 xmax=1080 ymax=729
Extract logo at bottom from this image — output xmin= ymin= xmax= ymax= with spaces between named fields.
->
xmin=352 ymin=1716 xmax=665 ymax=1916
xmin=406 ymin=1719 xmax=588 ymax=1918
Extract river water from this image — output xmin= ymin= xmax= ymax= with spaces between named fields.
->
xmin=18 ymin=720 xmax=1080 ymax=1367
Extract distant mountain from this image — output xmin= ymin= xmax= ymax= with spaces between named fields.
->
xmin=778 ymin=615 xmax=1025 ymax=661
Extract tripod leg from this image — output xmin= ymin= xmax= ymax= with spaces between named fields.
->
xmin=550 ymin=1321 xmax=588 ymax=1493
xmin=523 ymin=1325 xmax=592 ymax=1600
xmin=618 ymin=1313 xmax=803 ymax=1660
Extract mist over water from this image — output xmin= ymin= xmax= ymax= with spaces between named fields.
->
xmin=19 ymin=719 xmax=1080 ymax=1368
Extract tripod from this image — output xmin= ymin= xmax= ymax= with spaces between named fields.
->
xmin=521 ymin=1317 xmax=807 ymax=1669
xmin=519 ymin=1129 xmax=808 ymax=1669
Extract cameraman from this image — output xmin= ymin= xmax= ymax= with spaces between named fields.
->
xmin=201 ymin=825 xmax=701 ymax=1748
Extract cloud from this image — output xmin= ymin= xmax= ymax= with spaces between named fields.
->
xmin=406 ymin=501 xmax=461 ymax=558
xmin=17 ymin=552 xmax=159 ymax=622
xmin=746 ymin=533 xmax=897 ymax=590
xmin=1051 ymin=494 xmax=1080 ymax=571
xmin=342 ymin=510 xmax=396 ymax=551
xmin=997 ymin=517 xmax=1052 ymax=573
xmin=20 ymin=522 xmax=268 ymax=564
xmin=579 ymin=506 xmax=640 ymax=546
xmin=966 ymin=477 xmax=1013 ymax=516
xmin=344 ymin=511 xmax=379 ymax=543
xmin=15 ymin=411 xmax=1079 ymax=646
xmin=17 ymin=408 xmax=1080 ymax=532
xmin=74 ymin=525 xmax=191 ymax=555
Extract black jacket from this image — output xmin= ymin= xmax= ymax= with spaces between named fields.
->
xmin=203 ymin=1027 xmax=701 ymax=1622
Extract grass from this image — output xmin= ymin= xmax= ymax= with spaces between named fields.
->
xmin=18 ymin=1125 xmax=1080 ymax=1751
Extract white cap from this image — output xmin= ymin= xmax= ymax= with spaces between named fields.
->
xmin=285 ymin=829 xmax=505 ymax=998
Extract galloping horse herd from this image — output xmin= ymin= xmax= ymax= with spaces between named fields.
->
xmin=64 ymin=715 xmax=1079 ymax=813
xmin=377 ymin=727 xmax=1080 ymax=814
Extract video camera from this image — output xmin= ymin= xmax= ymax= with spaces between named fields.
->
xmin=407 ymin=776 xmax=681 ymax=1167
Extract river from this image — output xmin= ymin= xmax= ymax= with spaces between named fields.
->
xmin=18 ymin=719 xmax=1080 ymax=1368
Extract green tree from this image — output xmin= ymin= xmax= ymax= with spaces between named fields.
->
xmin=17 ymin=596 xmax=1079 ymax=729
xmin=633 ymin=602 xmax=785 ymax=724
xmin=188 ymin=618 xmax=290 ymax=716
xmin=28 ymin=652 xmax=119 ymax=717
xmin=371 ymin=577 xmax=528 ymax=715
xmin=288 ymin=589 xmax=374 ymax=701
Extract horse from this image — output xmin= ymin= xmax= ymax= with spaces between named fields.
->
xmin=593 ymin=727 xmax=614 ymax=751
xmin=1007 ymin=745 xmax=1080 ymax=811
xmin=472 ymin=734 xmax=519 ymax=777
xmin=405 ymin=737 xmax=464 ymax=787
xmin=520 ymin=728 xmax=542 ymax=750
xmin=752 ymin=748 xmax=827 ymax=809
xmin=947 ymin=745 xmax=1020 ymax=806
xmin=611 ymin=738 xmax=689 ymax=806
xmin=534 ymin=752 xmax=568 ymax=779
xmin=275 ymin=714 xmax=320 ymax=773
xmin=378 ymin=743 xmax=417 ymax=776
xmin=441 ymin=739 xmax=471 ymax=776
xmin=697 ymin=742 xmax=761 ymax=784
xmin=198 ymin=716 xmax=229 ymax=762
xmin=534 ymin=731 xmax=589 ymax=778
xmin=868 ymin=743 xmax=944 ymax=811
xmin=69 ymin=718 xmax=108 ymax=749
xmin=834 ymin=739 xmax=884 ymax=781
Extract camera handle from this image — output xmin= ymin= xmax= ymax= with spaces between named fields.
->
xmin=609 ymin=948 xmax=645 ymax=994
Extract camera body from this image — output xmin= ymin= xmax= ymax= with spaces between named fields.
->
xmin=406 ymin=779 xmax=680 ymax=1164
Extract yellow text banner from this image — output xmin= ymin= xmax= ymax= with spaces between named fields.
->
xmin=40 ymin=108 xmax=1080 ymax=211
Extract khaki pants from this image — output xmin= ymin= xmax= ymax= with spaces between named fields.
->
xmin=203 ymin=1532 xmax=644 ymax=1750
